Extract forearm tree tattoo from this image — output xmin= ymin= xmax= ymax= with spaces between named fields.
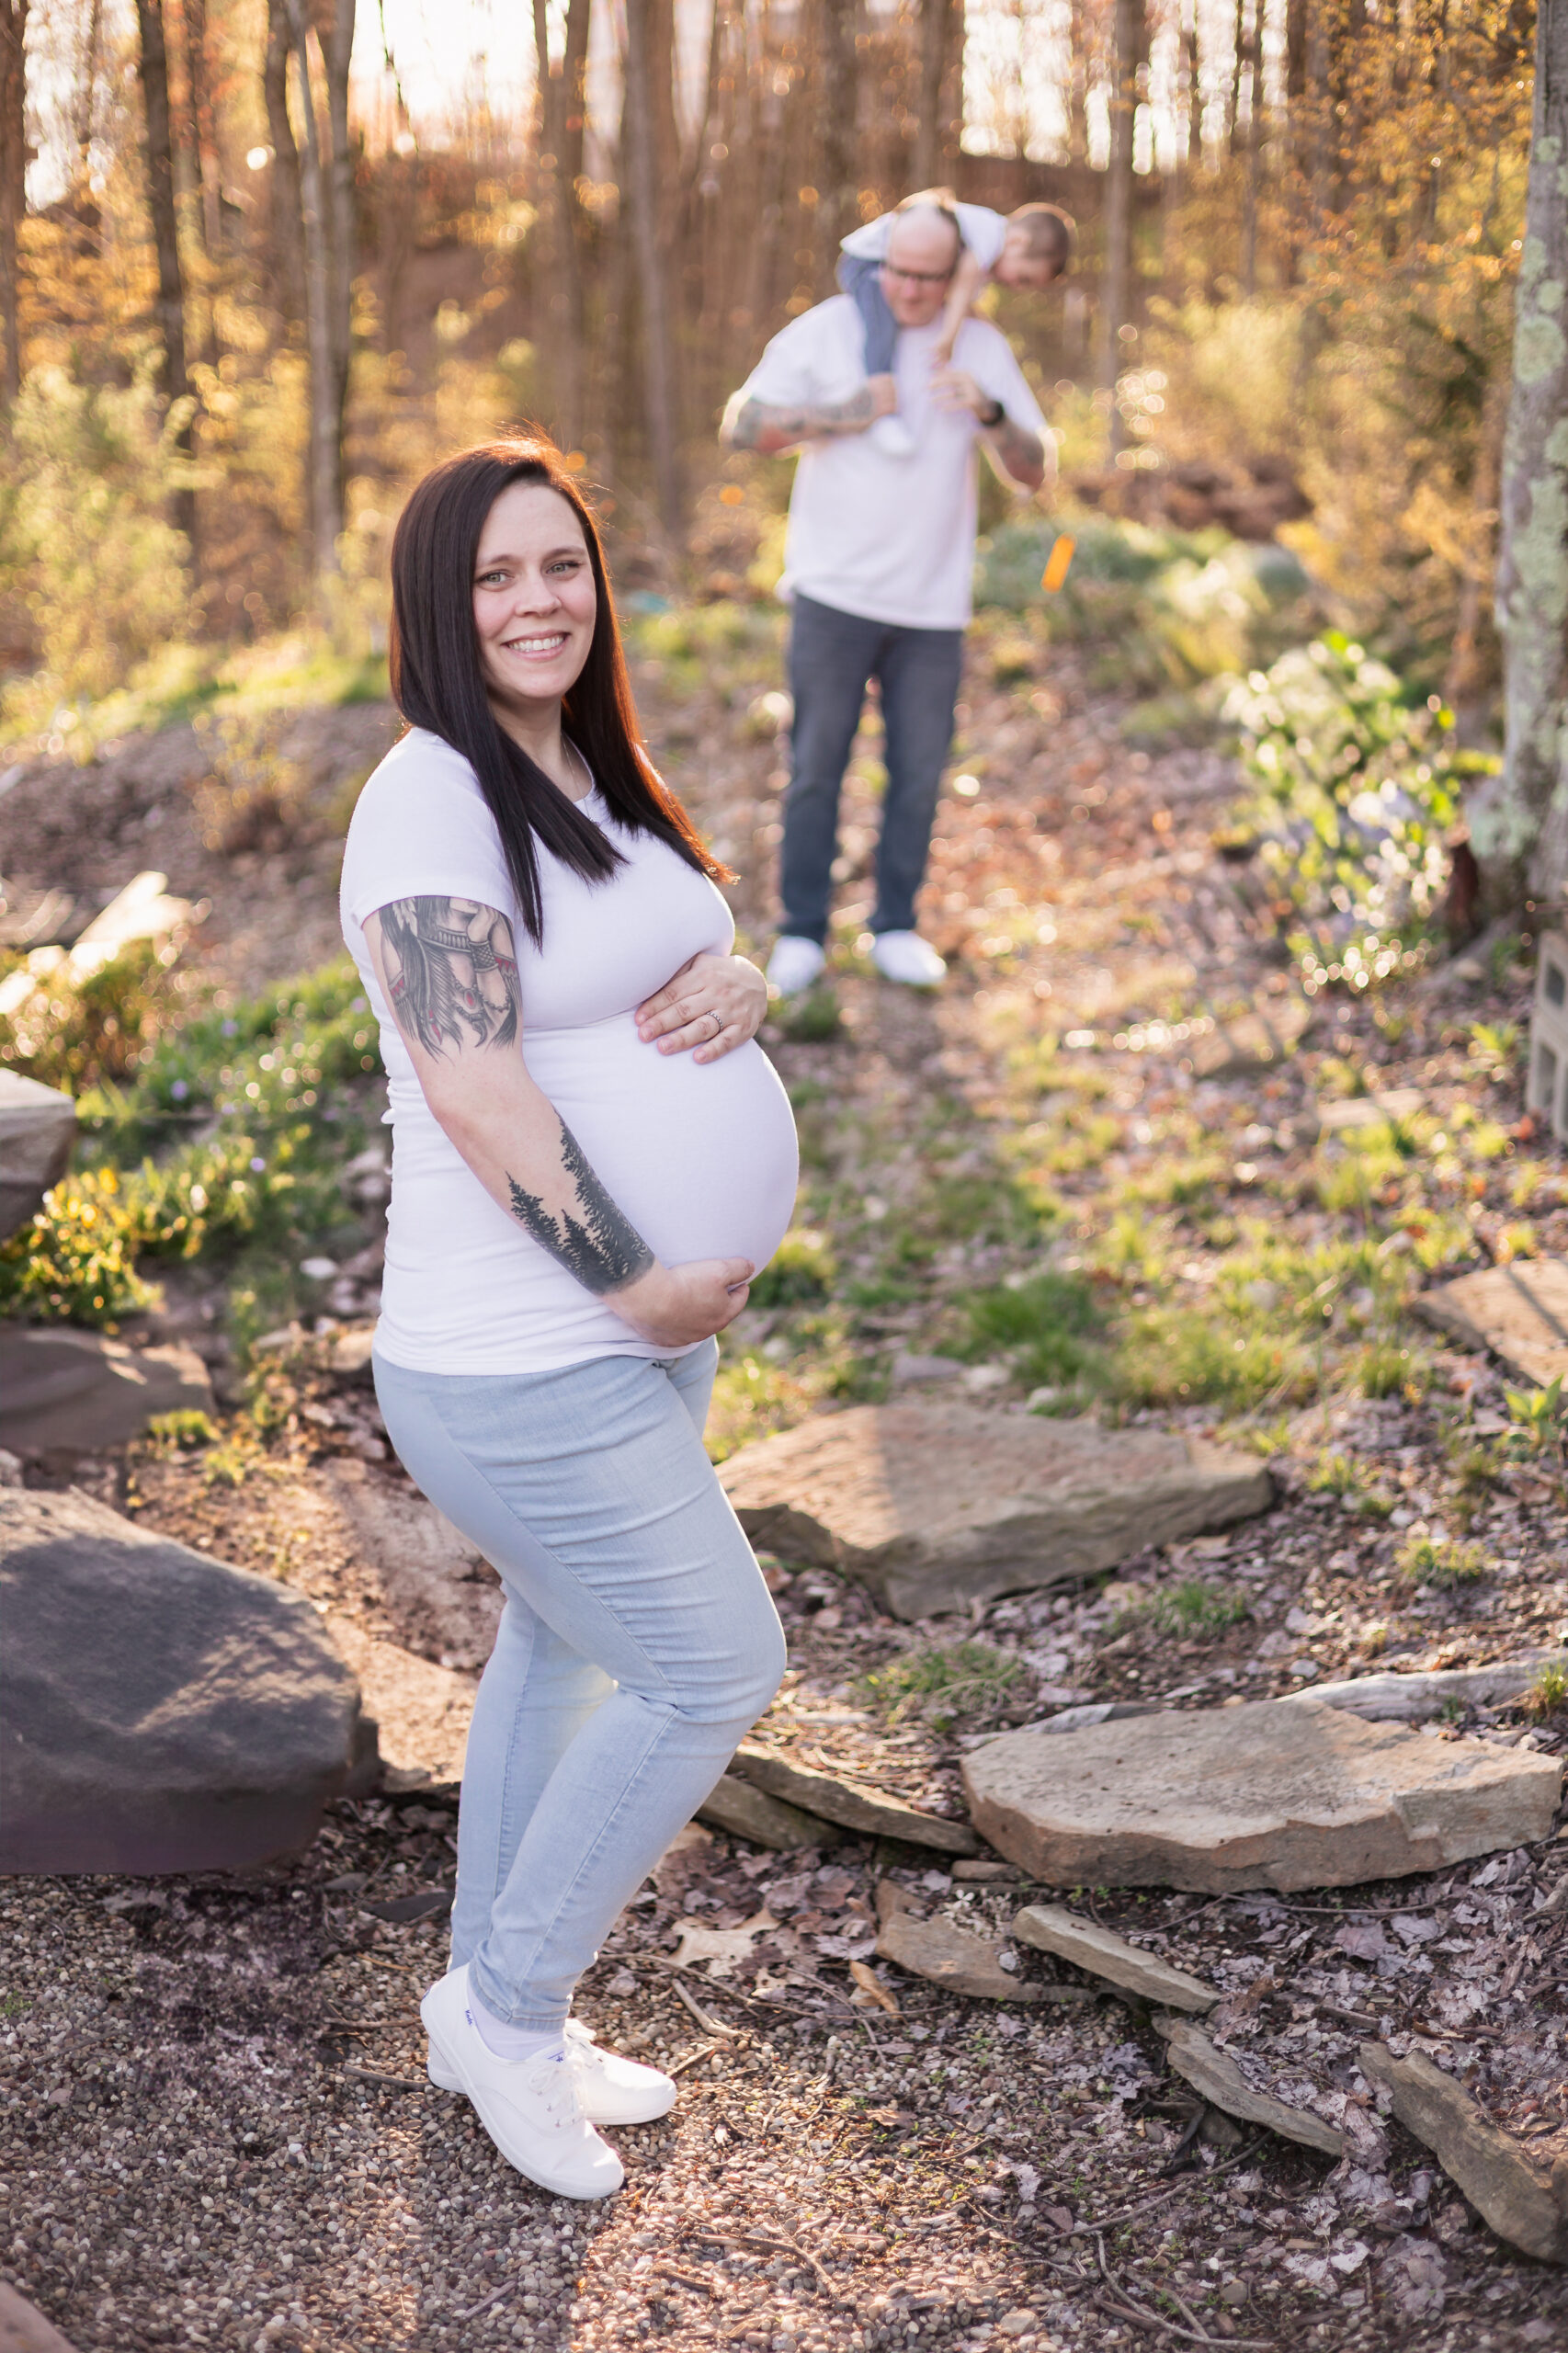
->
xmin=506 ymin=1126 xmax=654 ymax=1294
xmin=375 ymin=895 xmax=654 ymax=1297
xmin=379 ymin=897 xmax=521 ymax=1053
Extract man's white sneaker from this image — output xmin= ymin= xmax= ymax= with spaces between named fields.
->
xmin=767 ymin=936 xmax=826 ymax=997
xmin=870 ymin=930 xmax=947 ymax=988
xmin=869 ymin=415 xmax=916 ymax=458
xmin=426 ymin=2015 xmax=676 ymax=2125
xmin=420 ymin=1966 xmax=624 ymax=2200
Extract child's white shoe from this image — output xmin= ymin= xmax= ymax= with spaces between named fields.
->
xmin=869 ymin=415 xmax=915 ymax=458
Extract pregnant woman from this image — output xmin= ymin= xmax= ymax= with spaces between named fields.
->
xmin=339 ymin=438 xmax=798 ymax=2200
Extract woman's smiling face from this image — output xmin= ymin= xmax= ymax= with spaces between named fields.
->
xmin=472 ymin=482 xmax=597 ymax=718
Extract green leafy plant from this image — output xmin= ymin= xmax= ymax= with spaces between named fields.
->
xmin=1395 ymin=1531 xmax=1488 ymax=1588
xmin=1120 ymin=1580 xmax=1249 ymax=1638
xmin=1504 ymin=1376 xmax=1565 ymax=1463
xmin=748 ymin=1226 xmax=836 ymax=1311
xmin=145 ymin=1409 xmax=218 ymax=1452
xmin=966 ymin=1269 xmax=1104 ymax=1392
xmin=0 ymin=1167 xmax=153 ymax=1326
xmin=1523 ymin=1663 xmax=1568 ymax=1722
xmin=1225 ymin=633 xmax=1487 ymax=967
xmin=858 ymin=1642 xmax=1025 ymax=1729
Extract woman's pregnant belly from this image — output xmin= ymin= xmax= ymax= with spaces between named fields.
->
xmin=522 ymin=1015 xmax=799 ymax=1274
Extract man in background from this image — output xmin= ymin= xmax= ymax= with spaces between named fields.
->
xmin=722 ymin=200 xmax=1051 ymax=995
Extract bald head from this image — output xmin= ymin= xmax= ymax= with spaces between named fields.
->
xmin=881 ymin=205 xmax=961 ymax=328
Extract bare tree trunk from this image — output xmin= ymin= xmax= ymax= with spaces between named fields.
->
xmin=1240 ymin=0 xmax=1265 ymax=294
xmin=1096 ymin=0 xmax=1140 ymax=401
xmin=623 ymin=0 xmax=684 ymax=539
xmin=323 ymin=0 xmax=356 ymax=533
xmin=184 ymin=0 xmax=221 ymax=256
xmin=285 ymin=0 xmax=341 ymax=578
xmin=817 ymin=0 xmax=858 ymax=279
xmin=533 ymin=0 xmax=590 ymax=446
xmin=263 ymin=0 xmax=305 ymax=328
xmin=0 ymin=0 xmax=27 ymax=401
xmin=1471 ymin=0 xmax=1568 ymax=901
xmin=913 ymin=0 xmax=951 ymax=188
xmin=134 ymin=0 xmax=198 ymax=553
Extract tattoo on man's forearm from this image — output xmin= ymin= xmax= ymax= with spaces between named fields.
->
xmin=726 ymin=389 xmax=876 ymax=450
xmin=381 ymin=897 xmax=520 ymax=1056
xmin=989 ymin=418 xmax=1044 ymax=481
xmin=506 ymin=1124 xmax=655 ymax=1295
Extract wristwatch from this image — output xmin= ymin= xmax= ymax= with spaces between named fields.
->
xmin=978 ymin=396 xmax=1005 ymax=429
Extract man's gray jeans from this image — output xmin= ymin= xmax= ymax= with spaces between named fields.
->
xmin=780 ymin=590 xmax=964 ymax=945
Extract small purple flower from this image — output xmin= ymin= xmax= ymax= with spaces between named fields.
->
xmin=249 ymin=1156 xmax=266 ymax=1173
xmin=170 ymin=1079 xmax=188 ymax=1100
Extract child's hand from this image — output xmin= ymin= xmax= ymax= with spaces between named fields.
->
xmin=932 ymin=332 xmax=957 ymax=369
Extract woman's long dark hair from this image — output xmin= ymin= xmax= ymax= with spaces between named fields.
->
xmin=389 ymin=436 xmax=726 ymax=944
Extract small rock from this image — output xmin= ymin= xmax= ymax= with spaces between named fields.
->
xmin=891 ymin=1352 xmax=964 ymax=1385
xmin=998 ymin=2313 xmax=1038 ymax=2339
xmin=1413 ymin=1257 xmax=1568 ymax=1388
xmin=0 ymin=1324 xmax=211 ymax=1453
xmin=1011 ymin=1903 xmax=1216 ymax=2012
xmin=719 ymin=1402 xmax=1271 ymax=1620
xmin=697 ymin=1770 xmax=840 ymax=1850
xmin=962 ymin=1696 xmax=1561 ymax=1893
xmin=0 ymin=1486 xmax=372 ymax=1873
xmin=730 ymin=1744 xmax=979 ymax=1854
xmin=0 ymin=1069 xmax=76 ymax=1239
xmin=875 ymin=1907 xmax=1048 ymax=2003
xmin=1158 ymin=2018 xmax=1344 ymax=2157
xmin=1359 ymin=2041 xmax=1568 ymax=2264
xmin=1220 ymin=2279 xmax=1249 ymax=2307
xmin=0 ymin=2277 xmax=80 ymax=2350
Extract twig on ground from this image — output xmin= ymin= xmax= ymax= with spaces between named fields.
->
xmin=1075 ymin=2141 xmax=1266 ymax=2235
xmin=341 ymin=2063 xmax=426 ymax=2091
xmin=450 ymin=2279 xmax=517 ymax=2325
xmin=668 ymin=1973 xmax=744 ymax=2037
xmin=1090 ymin=2289 xmax=1270 ymax=2347
xmin=698 ymin=2228 xmax=850 ymax=2305
xmin=653 ymin=2263 xmax=721 ymax=2296
xmin=668 ymin=2039 xmax=722 ymax=2076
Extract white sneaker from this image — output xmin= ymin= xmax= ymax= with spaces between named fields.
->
xmin=870 ymin=930 xmax=947 ymax=988
xmin=869 ymin=415 xmax=916 ymax=458
xmin=767 ymin=935 xmax=826 ymax=996
xmin=426 ymin=2014 xmax=677 ymax=2125
xmin=420 ymin=1965 xmax=625 ymax=2199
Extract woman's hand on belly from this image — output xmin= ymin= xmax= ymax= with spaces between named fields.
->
xmin=635 ymin=951 xmax=767 ymax=1063
xmin=608 ymin=1256 xmax=755 ymax=1347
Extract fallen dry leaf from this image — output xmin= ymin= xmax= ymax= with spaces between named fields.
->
xmin=849 ymin=1957 xmax=902 ymax=2017
xmin=666 ymin=1907 xmax=778 ymax=1978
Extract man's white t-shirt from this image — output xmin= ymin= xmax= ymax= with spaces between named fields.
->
xmin=841 ymin=201 xmax=1009 ymax=274
xmin=736 ymin=295 xmax=1048 ymax=631
xmin=339 ymin=730 xmax=799 ymax=1376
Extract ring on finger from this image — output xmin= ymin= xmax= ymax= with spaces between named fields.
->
xmin=704 ymin=1009 xmax=722 ymax=1039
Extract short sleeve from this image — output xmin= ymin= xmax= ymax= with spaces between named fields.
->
xmin=340 ymin=733 xmax=516 ymax=934
xmin=736 ymin=310 xmax=835 ymax=411
xmin=954 ymin=205 xmax=1009 ymax=270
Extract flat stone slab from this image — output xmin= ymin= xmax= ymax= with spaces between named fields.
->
xmin=0 ymin=1324 xmax=211 ymax=1453
xmin=718 ymin=1404 xmax=1272 ymax=1621
xmin=698 ymin=1771 xmax=840 ymax=1850
xmin=1159 ymin=2018 xmax=1344 ymax=2157
xmin=960 ymin=1697 xmax=1561 ymax=1893
xmin=1012 ymin=1903 xmax=1215 ymax=2012
xmin=0 ymin=1487 xmax=372 ymax=1873
xmin=1413 ymin=1257 xmax=1568 ymax=1388
xmin=1360 ymin=2041 xmax=1568 ymax=2264
xmin=0 ymin=1069 xmax=76 ymax=1239
xmin=876 ymin=1905 xmax=1047 ymax=2002
xmin=1301 ymin=1653 xmax=1568 ymax=1723
xmin=731 ymin=1743 xmax=979 ymax=1854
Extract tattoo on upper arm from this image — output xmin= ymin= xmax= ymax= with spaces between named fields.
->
xmin=506 ymin=1124 xmax=654 ymax=1295
xmin=377 ymin=897 xmax=521 ymax=1056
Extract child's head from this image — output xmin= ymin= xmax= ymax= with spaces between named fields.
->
xmin=995 ymin=203 xmax=1074 ymax=290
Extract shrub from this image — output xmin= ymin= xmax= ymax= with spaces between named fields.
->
xmin=0 ymin=1168 xmax=153 ymax=1327
xmin=749 ymin=1226 xmax=836 ymax=1310
xmin=858 ymin=1642 xmax=1025 ymax=1728
xmin=966 ymin=1269 xmax=1103 ymax=1391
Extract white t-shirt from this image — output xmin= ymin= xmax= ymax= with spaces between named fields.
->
xmin=339 ymin=729 xmax=800 ymax=1375
xmin=841 ymin=201 xmax=1009 ymax=274
xmin=737 ymin=295 xmax=1048 ymax=631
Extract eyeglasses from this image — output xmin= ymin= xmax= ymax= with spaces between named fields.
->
xmin=880 ymin=261 xmax=956 ymax=286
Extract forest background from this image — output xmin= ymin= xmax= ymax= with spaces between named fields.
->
xmin=0 ymin=0 xmax=1554 ymax=825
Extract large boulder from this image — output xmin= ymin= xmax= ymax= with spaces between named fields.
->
xmin=0 ymin=1069 xmax=76 ymax=1238
xmin=0 ymin=1324 xmax=212 ymax=1453
xmin=961 ymin=1697 xmax=1561 ymax=1893
xmin=718 ymin=1402 xmax=1272 ymax=1620
xmin=0 ymin=1487 xmax=378 ymax=1873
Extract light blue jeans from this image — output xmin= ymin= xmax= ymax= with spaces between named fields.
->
xmin=372 ymin=1339 xmax=786 ymax=2029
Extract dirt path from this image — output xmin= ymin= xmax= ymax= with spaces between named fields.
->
xmin=4 ymin=619 xmax=1568 ymax=2352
